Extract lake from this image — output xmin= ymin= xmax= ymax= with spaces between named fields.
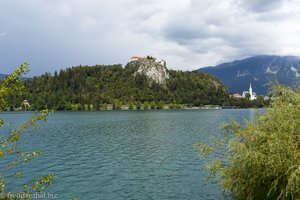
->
xmin=0 ymin=109 xmax=258 ymax=200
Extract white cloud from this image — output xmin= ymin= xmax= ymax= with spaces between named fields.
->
xmin=0 ymin=0 xmax=300 ymax=75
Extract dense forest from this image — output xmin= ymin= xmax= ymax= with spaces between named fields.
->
xmin=1 ymin=63 xmax=269 ymax=111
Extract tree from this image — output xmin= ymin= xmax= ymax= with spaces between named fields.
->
xmin=197 ymin=85 xmax=300 ymax=200
xmin=0 ymin=63 xmax=54 ymax=199
xmin=245 ymin=92 xmax=251 ymax=100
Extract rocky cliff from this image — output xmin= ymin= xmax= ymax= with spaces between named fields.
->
xmin=126 ymin=58 xmax=169 ymax=84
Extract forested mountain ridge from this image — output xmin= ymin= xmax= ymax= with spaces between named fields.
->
xmin=18 ymin=61 xmax=228 ymax=110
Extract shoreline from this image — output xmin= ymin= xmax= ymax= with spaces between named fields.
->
xmin=0 ymin=107 xmax=265 ymax=113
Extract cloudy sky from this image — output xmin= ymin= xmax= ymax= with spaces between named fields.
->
xmin=1 ymin=0 xmax=300 ymax=76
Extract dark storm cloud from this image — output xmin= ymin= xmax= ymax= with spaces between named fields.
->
xmin=164 ymin=23 xmax=211 ymax=43
xmin=237 ymin=0 xmax=285 ymax=13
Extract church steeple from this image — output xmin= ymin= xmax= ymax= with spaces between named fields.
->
xmin=249 ymin=82 xmax=253 ymax=100
xmin=242 ymin=82 xmax=256 ymax=100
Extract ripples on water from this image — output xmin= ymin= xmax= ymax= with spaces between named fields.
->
xmin=0 ymin=109 xmax=258 ymax=199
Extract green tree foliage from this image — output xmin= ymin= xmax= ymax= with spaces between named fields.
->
xmin=18 ymin=65 xmax=230 ymax=110
xmin=0 ymin=63 xmax=54 ymax=199
xmin=245 ymin=92 xmax=251 ymax=100
xmin=197 ymin=85 xmax=300 ymax=200
xmin=226 ymin=96 xmax=270 ymax=108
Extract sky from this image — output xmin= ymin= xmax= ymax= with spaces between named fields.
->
xmin=1 ymin=0 xmax=300 ymax=76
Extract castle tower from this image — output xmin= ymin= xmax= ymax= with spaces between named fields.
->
xmin=159 ymin=59 xmax=166 ymax=67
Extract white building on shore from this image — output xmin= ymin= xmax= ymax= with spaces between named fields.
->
xmin=242 ymin=83 xmax=257 ymax=100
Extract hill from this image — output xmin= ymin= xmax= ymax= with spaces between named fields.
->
xmin=19 ymin=59 xmax=228 ymax=110
xmin=198 ymin=55 xmax=300 ymax=95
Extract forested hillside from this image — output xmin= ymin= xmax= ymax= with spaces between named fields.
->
xmin=17 ymin=64 xmax=228 ymax=110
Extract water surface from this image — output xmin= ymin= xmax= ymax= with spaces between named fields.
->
xmin=0 ymin=109 xmax=258 ymax=199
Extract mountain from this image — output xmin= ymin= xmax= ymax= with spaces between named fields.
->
xmin=19 ymin=59 xmax=228 ymax=110
xmin=0 ymin=74 xmax=7 ymax=79
xmin=0 ymin=74 xmax=30 ymax=80
xmin=198 ymin=55 xmax=300 ymax=95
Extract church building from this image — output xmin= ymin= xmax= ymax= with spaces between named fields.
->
xmin=242 ymin=83 xmax=257 ymax=100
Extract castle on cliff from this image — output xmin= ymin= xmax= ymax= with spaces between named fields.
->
xmin=130 ymin=55 xmax=166 ymax=67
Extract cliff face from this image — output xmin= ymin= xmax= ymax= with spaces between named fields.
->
xmin=127 ymin=59 xmax=169 ymax=84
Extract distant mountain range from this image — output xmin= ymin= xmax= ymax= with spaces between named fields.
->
xmin=198 ymin=55 xmax=300 ymax=95
xmin=0 ymin=74 xmax=31 ymax=80
xmin=0 ymin=74 xmax=7 ymax=79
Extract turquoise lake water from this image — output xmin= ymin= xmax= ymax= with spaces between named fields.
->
xmin=0 ymin=109 xmax=258 ymax=199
